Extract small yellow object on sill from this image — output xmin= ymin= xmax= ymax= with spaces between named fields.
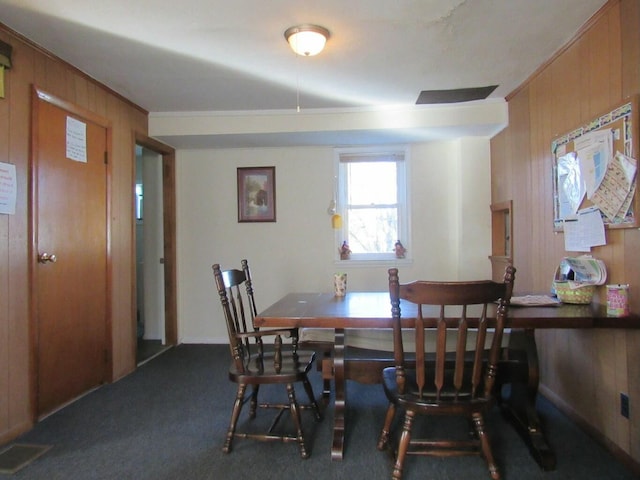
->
xmin=331 ymin=214 xmax=342 ymax=229
xmin=0 ymin=40 xmax=14 ymax=99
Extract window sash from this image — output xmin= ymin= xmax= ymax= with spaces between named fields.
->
xmin=336 ymin=147 xmax=409 ymax=261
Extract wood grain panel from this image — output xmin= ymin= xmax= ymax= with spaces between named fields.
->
xmin=611 ymin=330 xmax=630 ymax=448
xmin=606 ymin=4 xmax=623 ymax=103
xmin=492 ymin=0 xmax=640 ymax=468
xmin=628 ymin=330 xmax=640 ymax=461
xmin=0 ymin=31 xmax=9 ymax=436
xmin=585 ymin=15 xmax=613 ymax=114
xmin=549 ymin=37 xmax=583 ymax=132
xmin=528 ymin=69 xmax=555 ymax=288
xmin=74 ymin=75 xmax=90 ymax=109
xmin=7 ymin=33 xmax=35 ymax=434
xmin=621 ymin=0 xmax=640 ymax=97
xmin=0 ymin=23 xmax=148 ymax=443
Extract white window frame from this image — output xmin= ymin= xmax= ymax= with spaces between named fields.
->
xmin=334 ymin=145 xmax=411 ymax=265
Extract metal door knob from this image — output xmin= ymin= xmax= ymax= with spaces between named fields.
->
xmin=38 ymin=252 xmax=57 ymax=263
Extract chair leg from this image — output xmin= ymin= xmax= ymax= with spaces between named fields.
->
xmin=392 ymin=410 xmax=415 ymax=480
xmin=286 ymin=383 xmax=309 ymax=459
xmin=472 ymin=412 xmax=500 ymax=480
xmin=302 ymin=376 xmax=323 ymax=421
xmin=377 ymin=403 xmax=396 ymax=451
xmin=224 ymin=383 xmax=247 ymax=454
xmin=249 ymin=384 xmax=259 ymax=418
xmin=321 ymin=355 xmax=333 ymax=401
xmin=467 ymin=417 xmax=479 ymax=439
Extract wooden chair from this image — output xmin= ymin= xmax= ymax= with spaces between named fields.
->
xmin=212 ymin=260 xmax=322 ymax=458
xmin=377 ymin=266 xmax=516 ymax=480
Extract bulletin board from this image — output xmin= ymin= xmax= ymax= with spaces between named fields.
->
xmin=551 ymin=95 xmax=639 ymax=231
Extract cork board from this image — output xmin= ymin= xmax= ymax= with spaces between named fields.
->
xmin=551 ymin=96 xmax=639 ymax=231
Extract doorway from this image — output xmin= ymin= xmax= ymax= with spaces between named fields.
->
xmin=135 ymin=145 xmax=166 ymax=363
xmin=133 ymin=134 xmax=177 ymax=365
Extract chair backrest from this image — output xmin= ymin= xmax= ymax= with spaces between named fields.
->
xmin=388 ymin=265 xmax=515 ymax=402
xmin=213 ymin=259 xmax=260 ymax=373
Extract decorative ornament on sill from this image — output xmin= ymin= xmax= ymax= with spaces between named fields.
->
xmin=0 ymin=39 xmax=13 ymax=99
xmin=394 ymin=240 xmax=407 ymax=259
xmin=327 ymin=198 xmax=342 ymax=229
xmin=327 ymin=175 xmax=342 ymax=229
xmin=339 ymin=241 xmax=351 ymax=260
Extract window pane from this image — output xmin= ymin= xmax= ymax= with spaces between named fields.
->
xmin=347 ymin=162 xmax=397 ymax=205
xmin=347 ymin=207 xmax=398 ymax=253
xmin=337 ymin=147 xmax=408 ymax=260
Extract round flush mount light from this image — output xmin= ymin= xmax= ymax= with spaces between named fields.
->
xmin=284 ymin=24 xmax=330 ymax=56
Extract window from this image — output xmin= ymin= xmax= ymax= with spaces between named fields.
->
xmin=336 ymin=146 xmax=410 ymax=262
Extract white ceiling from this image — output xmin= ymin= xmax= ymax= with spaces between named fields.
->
xmin=0 ymin=0 xmax=607 ymax=148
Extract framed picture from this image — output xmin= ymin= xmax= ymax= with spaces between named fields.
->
xmin=237 ymin=166 xmax=276 ymax=222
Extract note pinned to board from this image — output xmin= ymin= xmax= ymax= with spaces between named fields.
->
xmin=66 ymin=116 xmax=87 ymax=163
xmin=563 ymin=207 xmax=606 ymax=252
xmin=0 ymin=162 xmax=17 ymax=215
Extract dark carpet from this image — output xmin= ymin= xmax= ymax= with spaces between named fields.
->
xmin=2 ymin=344 xmax=636 ymax=479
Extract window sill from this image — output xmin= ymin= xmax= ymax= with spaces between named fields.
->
xmin=333 ymin=257 xmax=414 ymax=268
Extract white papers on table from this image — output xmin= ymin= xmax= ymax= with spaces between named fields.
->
xmin=558 ymin=255 xmax=607 ymax=285
xmin=510 ymin=295 xmax=561 ymax=307
xmin=564 ymin=206 xmax=606 ymax=252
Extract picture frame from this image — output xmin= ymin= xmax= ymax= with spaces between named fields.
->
xmin=237 ymin=166 xmax=276 ymax=222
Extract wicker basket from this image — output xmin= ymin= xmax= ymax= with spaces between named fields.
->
xmin=553 ymin=281 xmax=595 ymax=304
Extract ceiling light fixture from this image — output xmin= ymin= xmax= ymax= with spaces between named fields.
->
xmin=284 ymin=24 xmax=330 ymax=56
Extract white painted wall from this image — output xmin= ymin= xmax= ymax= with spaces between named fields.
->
xmin=456 ymin=138 xmax=493 ymax=278
xmin=176 ymin=139 xmax=492 ymax=343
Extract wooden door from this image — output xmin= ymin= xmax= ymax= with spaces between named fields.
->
xmin=31 ymin=88 xmax=110 ymax=417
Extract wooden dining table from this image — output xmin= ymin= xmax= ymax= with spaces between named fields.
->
xmin=253 ymin=291 xmax=640 ymax=466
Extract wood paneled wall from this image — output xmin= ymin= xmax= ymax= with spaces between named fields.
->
xmin=491 ymin=0 xmax=640 ymax=467
xmin=0 ymin=24 xmax=146 ymax=443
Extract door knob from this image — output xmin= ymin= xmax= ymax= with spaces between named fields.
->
xmin=38 ymin=252 xmax=57 ymax=264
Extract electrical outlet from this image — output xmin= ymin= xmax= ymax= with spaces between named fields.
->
xmin=620 ymin=393 xmax=629 ymax=419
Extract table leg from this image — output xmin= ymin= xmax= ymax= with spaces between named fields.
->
xmin=499 ymin=328 xmax=557 ymax=470
xmin=331 ymin=328 xmax=346 ymax=461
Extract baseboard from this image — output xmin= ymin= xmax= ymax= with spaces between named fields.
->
xmin=178 ymin=336 xmax=298 ymax=345
xmin=178 ymin=336 xmax=227 ymax=344
xmin=0 ymin=421 xmax=34 ymax=447
xmin=539 ymin=384 xmax=640 ymax=477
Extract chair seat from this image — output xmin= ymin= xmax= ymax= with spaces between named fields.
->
xmin=229 ymin=350 xmax=316 ymax=382
xmin=382 ymin=366 xmax=490 ymax=413
xmin=300 ymin=327 xmax=510 ymax=352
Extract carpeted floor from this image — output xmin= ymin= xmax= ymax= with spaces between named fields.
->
xmin=2 ymin=344 xmax=636 ymax=479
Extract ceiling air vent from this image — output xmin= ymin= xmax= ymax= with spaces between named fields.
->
xmin=416 ymin=85 xmax=498 ymax=104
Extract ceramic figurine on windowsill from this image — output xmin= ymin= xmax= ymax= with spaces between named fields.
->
xmin=340 ymin=241 xmax=351 ymax=260
xmin=394 ymin=240 xmax=407 ymax=259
